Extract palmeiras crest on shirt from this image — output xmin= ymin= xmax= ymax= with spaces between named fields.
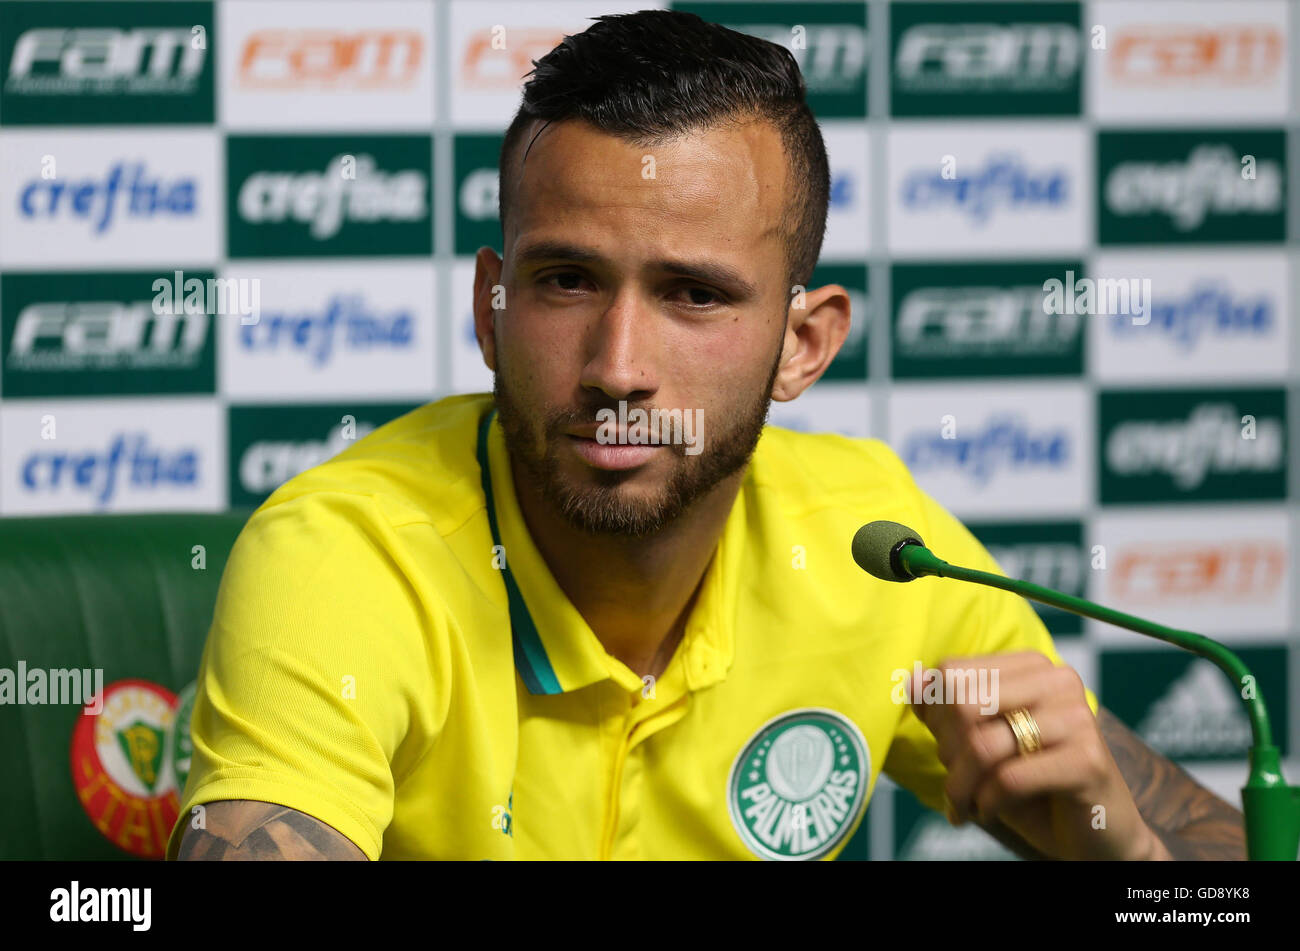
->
xmin=727 ymin=708 xmax=869 ymax=860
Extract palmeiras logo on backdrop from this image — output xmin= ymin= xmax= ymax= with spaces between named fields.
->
xmin=70 ymin=679 xmax=190 ymax=859
xmin=728 ymin=708 xmax=868 ymax=860
xmin=226 ymin=134 xmax=432 ymax=257
xmin=0 ymin=0 xmax=215 ymax=124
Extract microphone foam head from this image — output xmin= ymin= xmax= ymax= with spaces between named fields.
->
xmin=851 ymin=520 xmax=925 ymax=582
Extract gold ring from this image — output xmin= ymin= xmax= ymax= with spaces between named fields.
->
xmin=1003 ymin=707 xmax=1043 ymax=755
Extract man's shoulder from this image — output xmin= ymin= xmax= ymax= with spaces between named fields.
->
xmin=750 ymin=422 xmax=921 ymax=511
xmin=253 ymin=392 xmax=494 ymax=534
xmin=747 ymin=422 xmax=986 ymax=573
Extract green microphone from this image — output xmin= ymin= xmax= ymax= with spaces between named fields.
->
xmin=851 ymin=519 xmax=1300 ymax=862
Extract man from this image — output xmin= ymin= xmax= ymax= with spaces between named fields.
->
xmin=169 ymin=10 xmax=1244 ymax=861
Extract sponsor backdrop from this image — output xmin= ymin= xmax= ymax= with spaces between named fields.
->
xmin=0 ymin=0 xmax=1295 ymax=860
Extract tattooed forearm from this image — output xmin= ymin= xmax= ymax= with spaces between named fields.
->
xmin=178 ymin=800 xmax=368 ymax=861
xmin=1098 ymin=707 xmax=1246 ymax=860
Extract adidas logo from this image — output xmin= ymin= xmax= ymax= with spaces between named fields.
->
xmin=1138 ymin=663 xmax=1252 ymax=757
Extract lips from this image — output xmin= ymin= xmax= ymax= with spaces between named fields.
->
xmin=565 ymin=433 xmax=662 ymax=471
xmin=565 ymin=425 xmax=648 ymax=442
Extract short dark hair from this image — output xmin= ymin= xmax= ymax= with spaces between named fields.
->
xmin=498 ymin=9 xmax=830 ymax=292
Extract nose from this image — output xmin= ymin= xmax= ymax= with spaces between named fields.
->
xmin=578 ymin=288 xmax=658 ymax=405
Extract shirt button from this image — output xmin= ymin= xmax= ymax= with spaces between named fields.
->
xmin=693 ymin=644 xmax=717 ymax=679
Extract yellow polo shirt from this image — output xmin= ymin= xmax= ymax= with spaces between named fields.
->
xmin=166 ymin=392 xmax=1096 ymax=861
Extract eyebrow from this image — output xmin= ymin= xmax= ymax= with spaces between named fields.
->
xmin=512 ymin=240 xmax=760 ymax=300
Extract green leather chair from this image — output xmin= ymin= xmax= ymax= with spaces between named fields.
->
xmin=0 ymin=512 xmax=251 ymax=860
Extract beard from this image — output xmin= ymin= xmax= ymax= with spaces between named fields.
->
xmin=493 ymin=344 xmax=782 ymax=538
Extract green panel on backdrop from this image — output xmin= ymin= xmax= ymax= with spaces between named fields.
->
xmin=1 ymin=271 xmax=216 ymax=397
xmin=1098 ymin=388 xmax=1287 ymax=503
xmin=891 ymin=261 xmax=1084 ymax=378
xmin=889 ymin=2 xmax=1082 ymax=117
xmin=0 ymin=1 xmax=215 ymax=125
xmin=1097 ymin=130 xmax=1286 ymax=244
xmin=672 ymin=2 xmax=868 ymax=119
xmin=226 ymin=135 xmax=432 ymax=258
xmin=455 ymin=133 xmax=505 ymax=256
xmin=1100 ymin=646 xmax=1289 ymax=763
xmin=967 ymin=520 xmax=1085 ymax=637
xmin=228 ymin=402 xmax=422 ymax=508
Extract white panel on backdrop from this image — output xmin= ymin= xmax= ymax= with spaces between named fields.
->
xmin=447 ymin=0 xmax=661 ymax=129
xmin=0 ymin=130 xmax=219 ymax=269
xmin=767 ymin=387 xmax=872 ymax=439
xmin=888 ymin=382 xmax=1092 ymax=518
xmin=821 ymin=122 xmax=870 ymax=259
xmin=220 ymin=0 xmax=436 ymax=130
xmin=1088 ymin=506 xmax=1291 ymax=640
xmin=887 ymin=123 xmax=1089 ymax=258
xmin=218 ymin=262 xmax=437 ymax=401
xmin=1089 ymin=250 xmax=1290 ymax=382
xmin=0 ymin=399 xmax=224 ymax=514
xmin=1088 ymin=0 xmax=1290 ymax=123
xmin=450 ymin=257 xmax=493 ymax=395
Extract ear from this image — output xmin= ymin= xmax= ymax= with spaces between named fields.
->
xmin=771 ymin=283 xmax=852 ymax=402
xmin=472 ymin=246 xmax=503 ymax=372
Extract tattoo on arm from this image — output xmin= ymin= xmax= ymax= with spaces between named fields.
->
xmin=967 ymin=708 xmax=1247 ymax=861
xmin=1097 ymin=706 xmax=1246 ymax=861
xmin=178 ymin=800 xmax=368 ymax=861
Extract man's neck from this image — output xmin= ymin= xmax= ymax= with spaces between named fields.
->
xmin=509 ymin=454 xmax=745 ymax=680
